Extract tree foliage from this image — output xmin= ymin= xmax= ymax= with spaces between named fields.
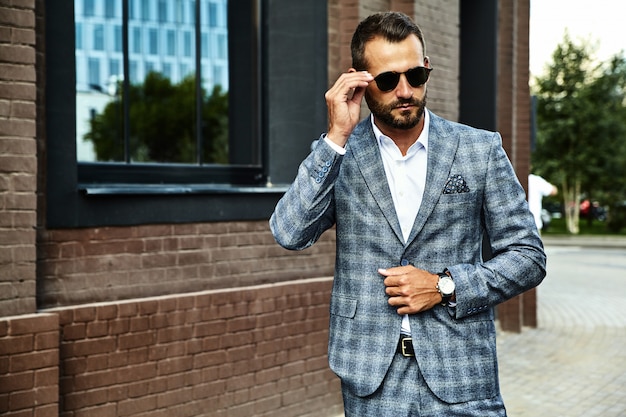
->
xmin=532 ymin=34 xmax=626 ymax=233
xmin=85 ymin=72 xmax=229 ymax=164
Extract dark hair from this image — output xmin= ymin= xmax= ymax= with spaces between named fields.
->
xmin=351 ymin=12 xmax=426 ymax=70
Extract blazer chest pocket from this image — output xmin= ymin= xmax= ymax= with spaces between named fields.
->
xmin=330 ymin=295 xmax=357 ymax=318
xmin=436 ymin=191 xmax=481 ymax=224
xmin=438 ymin=190 xmax=478 ymax=205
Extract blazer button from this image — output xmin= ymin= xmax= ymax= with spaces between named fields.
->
xmin=400 ymin=259 xmax=410 ymax=266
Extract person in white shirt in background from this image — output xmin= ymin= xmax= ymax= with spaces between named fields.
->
xmin=528 ymin=173 xmax=558 ymax=232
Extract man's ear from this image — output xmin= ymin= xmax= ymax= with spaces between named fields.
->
xmin=424 ymin=56 xmax=431 ymax=68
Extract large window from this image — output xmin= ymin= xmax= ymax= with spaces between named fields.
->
xmin=45 ymin=0 xmax=328 ymax=228
xmin=75 ymin=0 xmax=232 ymax=166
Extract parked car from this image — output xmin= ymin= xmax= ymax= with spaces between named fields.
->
xmin=580 ymin=200 xmax=607 ymax=221
xmin=543 ymin=200 xmax=563 ymax=219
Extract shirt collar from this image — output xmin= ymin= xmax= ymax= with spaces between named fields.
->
xmin=370 ymin=110 xmax=430 ymax=156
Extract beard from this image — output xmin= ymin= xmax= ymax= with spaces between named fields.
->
xmin=365 ymin=91 xmax=427 ymax=130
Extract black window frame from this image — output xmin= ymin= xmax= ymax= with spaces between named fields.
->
xmin=45 ymin=0 xmax=295 ymax=228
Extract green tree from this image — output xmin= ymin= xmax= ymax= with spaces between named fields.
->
xmin=532 ymin=34 xmax=626 ymax=233
xmin=581 ymin=56 xmax=626 ymax=230
xmin=85 ymin=72 xmax=229 ymax=164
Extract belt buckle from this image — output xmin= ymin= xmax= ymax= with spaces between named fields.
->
xmin=400 ymin=337 xmax=414 ymax=357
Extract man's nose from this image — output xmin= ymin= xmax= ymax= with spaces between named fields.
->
xmin=395 ymin=74 xmax=414 ymax=98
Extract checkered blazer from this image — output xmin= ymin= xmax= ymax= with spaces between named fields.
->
xmin=270 ymin=111 xmax=546 ymax=404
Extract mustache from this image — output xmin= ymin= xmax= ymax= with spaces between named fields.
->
xmin=392 ymin=97 xmax=422 ymax=107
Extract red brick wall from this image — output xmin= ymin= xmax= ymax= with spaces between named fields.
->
xmin=37 ymin=223 xmax=336 ymax=308
xmin=411 ymin=0 xmax=461 ymax=121
xmin=497 ymin=0 xmax=531 ymax=194
xmin=328 ymin=0 xmax=358 ymax=86
xmin=0 ymin=0 xmax=38 ymax=316
xmin=0 ymin=313 xmax=59 ymax=417
xmin=496 ymin=0 xmax=535 ymax=332
xmin=1 ymin=279 xmax=342 ymax=417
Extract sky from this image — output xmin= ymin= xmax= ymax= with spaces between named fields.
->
xmin=529 ymin=0 xmax=625 ymax=77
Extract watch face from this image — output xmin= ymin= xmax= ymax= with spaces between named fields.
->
xmin=439 ymin=277 xmax=455 ymax=296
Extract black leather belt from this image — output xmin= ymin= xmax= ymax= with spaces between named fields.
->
xmin=397 ymin=336 xmax=415 ymax=357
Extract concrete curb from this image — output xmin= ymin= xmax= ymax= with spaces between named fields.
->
xmin=542 ymin=235 xmax=626 ymax=249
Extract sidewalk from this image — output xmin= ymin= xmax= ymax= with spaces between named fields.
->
xmin=497 ymin=237 xmax=626 ymax=416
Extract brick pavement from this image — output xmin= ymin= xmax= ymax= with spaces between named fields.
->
xmin=497 ymin=241 xmax=626 ymax=416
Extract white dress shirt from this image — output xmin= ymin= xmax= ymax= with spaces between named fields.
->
xmin=372 ymin=113 xmax=429 ymax=335
xmin=325 ymin=111 xmax=430 ymax=335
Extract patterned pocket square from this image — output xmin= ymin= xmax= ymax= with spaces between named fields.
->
xmin=443 ymin=174 xmax=470 ymax=194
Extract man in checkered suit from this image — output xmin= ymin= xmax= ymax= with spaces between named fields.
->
xmin=270 ymin=12 xmax=546 ymax=417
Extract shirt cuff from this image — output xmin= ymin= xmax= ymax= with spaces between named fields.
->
xmin=323 ymin=134 xmax=347 ymax=155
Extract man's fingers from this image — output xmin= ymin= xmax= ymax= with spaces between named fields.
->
xmin=384 ymin=276 xmax=407 ymax=290
xmin=379 ymin=266 xmax=415 ymax=289
xmin=328 ymin=71 xmax=372 ymax=98
xmin=385 ymin=285 xmax=406 ymax=296
xmin=387 ymin=295 xmax=405 ymax=306
xmin=381 ymin=266 xmax=440 ymax=314
xmin=378 ymin=265 xmax=413 ymax=276
xmin=388 ymin=296 xmax=415 ymax=315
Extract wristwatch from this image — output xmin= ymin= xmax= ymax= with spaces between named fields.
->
xmin=436 ymin=270 xmax=455 ymax=306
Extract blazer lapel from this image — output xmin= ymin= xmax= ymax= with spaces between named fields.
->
xmin=406 ymin=111 xmax=460 ymax=244
xmin=348 ymin=120 xmax=405 ymax=243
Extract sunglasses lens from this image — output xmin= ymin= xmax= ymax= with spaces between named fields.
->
xmin=406 ymin=67 xmax=430 ymax=87
xmin=374 ymin=67 xmax=431 ymax=92
xmin=374 ymin=72 xmax=400 ymax=92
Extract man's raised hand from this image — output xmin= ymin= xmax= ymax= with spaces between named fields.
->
xmin=324 ymin=69 xmax=373 ymax=147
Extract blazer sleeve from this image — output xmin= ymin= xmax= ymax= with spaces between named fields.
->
xmin=448 ymin=132 xmax=547 ymax=319
xmin=269 ymin=138 xmax=342 ymax=251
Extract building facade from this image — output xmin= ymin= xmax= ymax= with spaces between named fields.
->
xmin=0 ymin=0 xmax=533 ymax=416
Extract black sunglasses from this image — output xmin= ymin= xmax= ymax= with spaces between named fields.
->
xmin=373 ymin=66 xmax=433 ymax=92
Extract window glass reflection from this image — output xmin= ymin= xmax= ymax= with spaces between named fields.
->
xmin=76 ymin=0 xmax=230 ymax=165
